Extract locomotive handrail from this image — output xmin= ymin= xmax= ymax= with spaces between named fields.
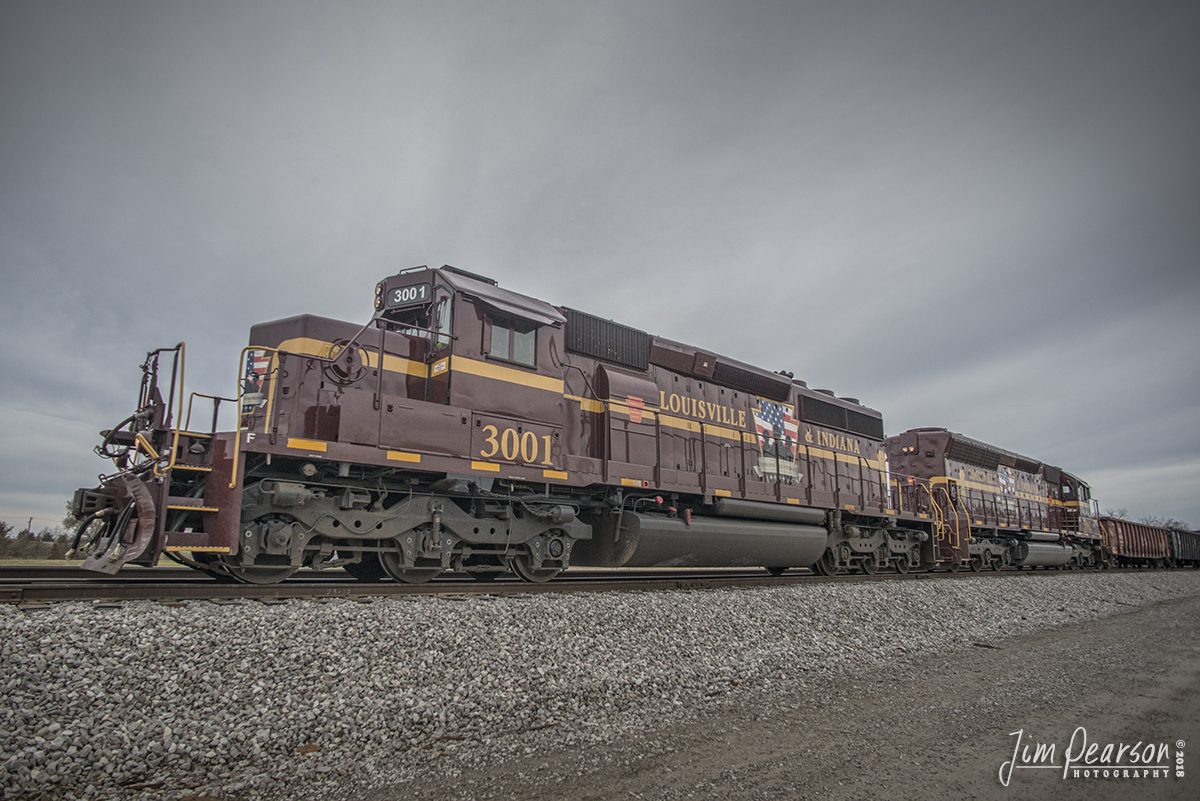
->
xmin=555 ymin=361 xmax=602 ymax=407
xmin=151 ymin=343 xmax=186 ymax=479
xmin=379 ymin=321 xmax=458 ymax=341
xmin=923 ymin=483 xmax=945 ymax=540
xmin=932 ymin=483 xmax=970 ymax=552
xmin=140 ymin=344 xmax=184 ymax=429
xmin=230 ymin=345 xmax=285 ymax=488
xmin=892 ymin=474 xmax=935 ymax=516
xmin=901 ymin=478 xmax=952 ymax=560
xmin=937 ymin=485 xmax=957 ymax=546
xmin=184 ymin=392 xmax=237 ymax=435
xmin=135 ymin=433 xmax=160 ymax=461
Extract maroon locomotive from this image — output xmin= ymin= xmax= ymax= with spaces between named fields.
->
xmin=69 ymin=265 xmax=1107 ymax=584
xmin=883 ymin=428 xmax=1104 ymax=571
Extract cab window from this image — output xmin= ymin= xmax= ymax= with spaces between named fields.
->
xmin=385 ymin=304 xmax=431 ymax=334
xmin=432 ymin=297 xmax=452 ymax=350
xmin=487 ymin=314 xmax=536 ymax=367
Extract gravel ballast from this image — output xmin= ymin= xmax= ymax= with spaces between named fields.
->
xmin=3 ymin=571 xmax=1199 ymax=800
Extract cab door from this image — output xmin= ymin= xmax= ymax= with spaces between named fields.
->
xmin=426 ymin=289 xmax=454 ymax=404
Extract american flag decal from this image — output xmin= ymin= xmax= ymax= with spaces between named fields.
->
xmin=753 ymin=398 xmax=802 ymax=482
xmin=754 ymin=399 xmax=799 ymax=453
xmin=244 ymin=349 xmax=271 ymax=394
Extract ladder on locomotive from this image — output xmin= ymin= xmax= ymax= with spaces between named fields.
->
xmin=159 ymin=392 xmax=232 ymax=544
xmin=138 ymin=347 xmax=231 ymax=546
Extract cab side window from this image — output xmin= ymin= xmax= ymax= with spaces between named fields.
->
xmin=487 ymin=314 xmax=536 ymax=367
xmin=432 ymin=297 xmax=452 ymax=350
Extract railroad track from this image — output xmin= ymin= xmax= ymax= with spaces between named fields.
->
xmin=0 ymin=562 xmax=1115 ymax=605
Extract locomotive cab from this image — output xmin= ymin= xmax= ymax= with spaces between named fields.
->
xmin=1059 ymin=470 xmax=1102 ymax=541
xmin=371 ymin=266 xmax=459 ymax=404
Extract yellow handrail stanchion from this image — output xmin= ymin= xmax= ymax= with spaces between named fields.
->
xmin=135 ymin=433 xmax=160 ymax=461
xmin=230 ymin=346 xmax=282 ymax=488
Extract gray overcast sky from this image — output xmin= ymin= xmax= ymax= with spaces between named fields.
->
xmin=2 ymin=0 xmax=1198 ymax=530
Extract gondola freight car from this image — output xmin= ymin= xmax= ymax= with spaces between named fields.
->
xmin=1099 ymin=517 xmax=1172 ymax=569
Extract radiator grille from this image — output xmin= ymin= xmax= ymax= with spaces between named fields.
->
xmin=712 ymin=362 xmax=791 ymax=402
xmin=846 ymin=409 xmax=885 ymax=440
xmin=563 ymin=308 xmax=651 ymax=371
xmin=800 ymin=396 xmax=846 ymax=430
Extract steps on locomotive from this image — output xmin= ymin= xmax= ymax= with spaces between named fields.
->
xmin=164 ymin=495 xmax=220 ymax=514
xmin=162 ymin=430 xmax=222 ymax=523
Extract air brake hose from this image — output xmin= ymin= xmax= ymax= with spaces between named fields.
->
xmin=75 ymin=501 xmax=136 ymax=561
xmin=95 ymin=412 xmax=142 ymax=459
xmin=65 ymin=512 xmax=101 ymax=557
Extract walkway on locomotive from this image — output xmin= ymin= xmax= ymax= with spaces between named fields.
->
xmin=236 ymin=266 xmax=892 ymax=516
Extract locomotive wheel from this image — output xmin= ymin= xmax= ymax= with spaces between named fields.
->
xmin=896 ymin=554 xmax=911 ymax=574
xmin=510 ymin=555 xmax=559 ymax=583
xmin=222 ymin=562 xmax=299 ymax=585
xmin=969 ymin=556 xmax=982 ymax=573
xmin=990 ymin=556 xmax=1002 ymax=572
xmin=342 ymin=552 xmax=387 ymax=582
xmin=819 ymin=549 xmax=841 ymax=576
xmin=860 ymin=552 xmax=879 ymax=575
xmin=379 ymin=551 xmax=442 ymax=584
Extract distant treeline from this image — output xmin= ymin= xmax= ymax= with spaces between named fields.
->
xmin=0 ymin=521 xmax=73 ymax=560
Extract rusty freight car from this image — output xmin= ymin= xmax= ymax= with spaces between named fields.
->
xmin=73 ymin=265 xmax=932 ymax=584
xmin=883 ymin=428 xmax=1104 ymax=571
xmin=1169 ymin=528 xmax=1200 ymax=568
xmin=1099 ymin=517 xmax=1172 ymax=569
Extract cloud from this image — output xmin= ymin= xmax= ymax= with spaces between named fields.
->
xmin=1089 ymin=457 xmax=1200 ymax=529
xmin=0 ymin=408 xmax=103 ymax=529
xmin=2 ymin=0 xmax=1198 ymax=525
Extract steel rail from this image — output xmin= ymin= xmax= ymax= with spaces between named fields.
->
xmin=0 ymin=564 xmax=1120 ymax=605
xmin=2 ymin=565 xmax=789 ymax=583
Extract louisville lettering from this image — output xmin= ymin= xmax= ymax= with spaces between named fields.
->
xmin=659 ymin=391 xmax=747 ymax=429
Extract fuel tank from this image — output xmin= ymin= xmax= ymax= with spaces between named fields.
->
xmin=572 ymin=510 xmax=828 ymax=569
xmin=1014 ymin=542 xmax=1073 ymax=567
